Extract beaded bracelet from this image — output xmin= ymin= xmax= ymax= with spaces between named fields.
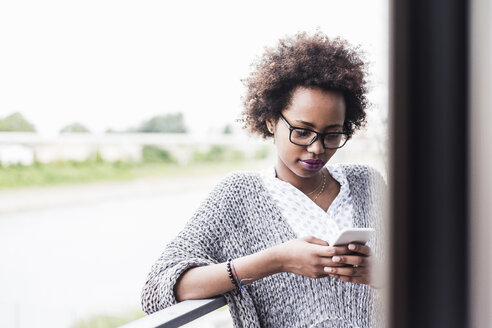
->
xmin=228 ymin=259 xmax=253 ymax=292
xmin=226 ymin=259 xmax=239 ymax=289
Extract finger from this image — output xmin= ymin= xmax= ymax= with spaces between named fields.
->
xmin=314 ymin=269 xmax=332 ymax=279
xmin=318 ymin=257 xmax=353 ymax=267
xmin=303 ymin=235 xmax=329 ymax=247
xmin=324 ymin=266 xmax=367 ymax=277
xmin=331 ymin=255 xmax=368 ymax=267
xmin=347 ymin=243 xmax=372 ymax=256
xmin=317 ymin=245 xmax=350 ymax=257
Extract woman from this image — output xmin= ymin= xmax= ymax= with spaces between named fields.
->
xmin=141 ymin=31 xmax=386 ymax=327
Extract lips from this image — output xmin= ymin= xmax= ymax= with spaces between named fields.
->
xmin=301 ymin=159 xmax=324 ymax=165
xmin=299 ymin=159 xmax=324 ymax=170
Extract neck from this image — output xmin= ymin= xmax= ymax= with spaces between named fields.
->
xmin=274 ymin=158 xmax=325 ymax=194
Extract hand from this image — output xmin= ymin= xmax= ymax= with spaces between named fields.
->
xmin=275 ymin=236 xmax=352 ymax=279
xmin=323 ymin=242 xmax=373 ymax=285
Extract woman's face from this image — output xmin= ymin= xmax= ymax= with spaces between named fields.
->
xmin=267 ymin=86 xmax=346 ymax=179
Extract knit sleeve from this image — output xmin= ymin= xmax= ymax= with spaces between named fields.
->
xmin=366 ymin=166 xmax=388 ymax=262
xmin=140 ymin=174 xmax=233 ymax=314
xmin=366 ymin=166 xmax=389 ymax=328
xmin=350 ymin=165 xmax=389 ymax=327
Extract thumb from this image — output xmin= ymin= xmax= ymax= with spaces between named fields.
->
xmin=302 ymin=235 xmax=329 ymax=246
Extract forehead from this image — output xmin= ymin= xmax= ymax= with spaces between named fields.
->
xmin=284 ymin=87 xmax=346 ymax=125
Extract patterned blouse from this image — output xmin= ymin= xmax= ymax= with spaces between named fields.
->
xmin=259 ymin=164 xmax=354 ymax=244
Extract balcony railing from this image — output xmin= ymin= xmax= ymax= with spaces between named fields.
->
xmin=119 ymin=296 xmax=227 ymax=328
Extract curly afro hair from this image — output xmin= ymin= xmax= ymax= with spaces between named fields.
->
xmin=241 ymin=31 xmax=368 ymax=139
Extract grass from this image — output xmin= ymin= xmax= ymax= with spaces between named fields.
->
xmin=0 ymin=144 xmax=273 ymax=189
xmin=0 ymin=159 xmax=269 ymax=189
xmin=71 ymin=310 xmax=146 ymax=328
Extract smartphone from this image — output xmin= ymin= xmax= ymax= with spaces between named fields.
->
xmin=330 ymin=228 xmax=375 ymax=246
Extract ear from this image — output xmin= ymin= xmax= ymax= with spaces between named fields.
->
xmin=266 ymin=118 xmax=276 ymax=134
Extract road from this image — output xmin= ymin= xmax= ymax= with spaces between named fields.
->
xmin=0 ymin=174 xmax=234 ymax=328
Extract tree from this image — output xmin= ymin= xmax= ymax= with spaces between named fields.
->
xmin=136 ymin=113 xmax=187 ymax=133
xmin=0 ymin=112 xmax=36 ymax=132
xmin=59 ymin=122 xmax=91 ymax=133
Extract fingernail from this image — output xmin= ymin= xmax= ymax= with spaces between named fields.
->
xmin=348 ymin=244 xmax=356 ymax=250
xmin=332 ymin=256 xmax=340 ymax=262
xmin=325 ymin=267 xmax=332 ymax=273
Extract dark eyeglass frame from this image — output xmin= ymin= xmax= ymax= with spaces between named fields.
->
xmin=279 ymin=113 xmax=349 ymax=150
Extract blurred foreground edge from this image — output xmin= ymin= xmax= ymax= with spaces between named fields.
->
xmin=390 ymin=0 xmax=472 ymax=327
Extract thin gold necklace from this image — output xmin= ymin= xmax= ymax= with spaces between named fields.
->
xmin=306 ymin=170 xmax=325 ymax=196
xmin=312 ymin=171 xmax=326 ymax=203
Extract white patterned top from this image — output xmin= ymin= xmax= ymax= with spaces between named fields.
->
xmin=260 ymin=164 xmax=354 ymax=245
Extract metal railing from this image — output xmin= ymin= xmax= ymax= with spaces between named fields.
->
xmin=119 ymin=296 xmax=227 ymax=328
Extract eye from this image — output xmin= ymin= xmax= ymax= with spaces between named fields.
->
xmin=325 ymin=134 xmax=341 ymax=140
xmin=292 ymin=129 xmax=312 ymax=138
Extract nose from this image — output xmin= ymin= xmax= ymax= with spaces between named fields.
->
xmin=306 ymin=136 xmax=325 ymax=155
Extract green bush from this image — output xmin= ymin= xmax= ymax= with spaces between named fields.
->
xmin=207 ymin=145 xmax=227 ymax=161
xmin=59 ymin=122 xmax=91 ymax=133
xmin=192 ymin=145 xmax=245 ymax=163
xmin=231 ymin=150 xmax=245 ymax=161
xmin=136 ymin=113 xmax=187 ymax=133
xmin=142 ymin=145 xmax=175 ymax=163
xmin=254 ymin=146 xmax=270 ymax=159
xmin=193 ymin=145 xmax=223 ymax=162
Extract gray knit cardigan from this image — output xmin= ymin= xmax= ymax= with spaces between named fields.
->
xmin=141 ymin=164 xmax=387 ymax=328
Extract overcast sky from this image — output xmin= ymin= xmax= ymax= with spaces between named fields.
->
xmin=0 ymin=0 xmax=388 ymax=136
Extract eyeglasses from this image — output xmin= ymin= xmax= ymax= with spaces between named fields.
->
xmin=279 ymin=113 xmax=349 ymax=149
